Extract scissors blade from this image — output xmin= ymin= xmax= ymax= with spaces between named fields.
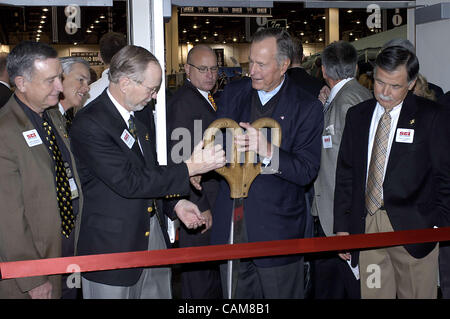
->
xmin=227 ymin=197 xmax=244 ymax=299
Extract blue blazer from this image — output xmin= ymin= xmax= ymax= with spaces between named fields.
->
xmin=211 ymin=76 xmax=323 ymax=267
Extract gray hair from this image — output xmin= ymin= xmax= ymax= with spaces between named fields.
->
xmin=321 ymin=41 xmax=358 ymax=81
xmin=251 ymin=28 xmax=294 ymax=66
xmin=7 ymin=41 xmax=58 ymax=82
xmin=60 ymin=56 xmax=90 ymax=75
xmin=108 ymin=45 xmax=160 ymax=84
xmin=382 ymin=38 xmax=415 ymax=54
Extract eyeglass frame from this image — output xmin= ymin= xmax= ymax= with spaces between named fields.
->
xmin=132 ymin=78 xmax=160 ymax=96
xmin=187 ymin=63 xmax=219 ymax=73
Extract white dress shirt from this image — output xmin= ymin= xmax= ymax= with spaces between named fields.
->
xmin=84 ymin=68 xmax=110 ymax=106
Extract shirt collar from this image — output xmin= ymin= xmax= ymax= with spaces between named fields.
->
xmin=0 ymin=80 xmax=10 ymax=89
xmin=257 ymin=75 xmax=285 ymax=106
xmin=107 ymin=88 xmax=134 ymax=125
xmin=328 ymin=77 xmax=353 ymax=103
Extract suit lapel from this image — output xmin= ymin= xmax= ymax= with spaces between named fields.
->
xmin=358 ymin=99 xmax=377 ymax=183
xmin=99 ymin=91 xmax=146 ymax=164
xmin=385 ymin=92 xmax=418 ymax=175
xmin=9 ymin=97 xmax=54 ymax=170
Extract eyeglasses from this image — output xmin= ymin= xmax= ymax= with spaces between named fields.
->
xmin=133 ymin=80 xmax=160 ymax=96
xmin=188 ymin=63 xmax=219 ymax=73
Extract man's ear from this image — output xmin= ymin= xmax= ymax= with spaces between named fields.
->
xmin=408 ymin=78 xmax=417 ymax=91
xmin=118 ymin=76 xmax=132 ymax=93
xmin=14 ymin=76 xmax=26 ymax=93
xmin=280 ymin=58 xmax=291 ymax=75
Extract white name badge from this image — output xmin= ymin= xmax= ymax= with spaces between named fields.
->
xmin=322 ymin=135 xmax=332 ymax=149
xmin=121 ymin=129 xmax=136 ymax=149
xmin=68 ymin=178 xmax=79 ymax=200
xmin=395 ymin=128 xmax=414 ymax=143
xmin=22 ymin=129 xmax=43 ymax=147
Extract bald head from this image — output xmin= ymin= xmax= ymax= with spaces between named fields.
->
xmin=185 ymin=45 xmax=218 ymax=92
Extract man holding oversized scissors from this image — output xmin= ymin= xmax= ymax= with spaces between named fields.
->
xmin=210 ymin=28 xmax=323 ymax=299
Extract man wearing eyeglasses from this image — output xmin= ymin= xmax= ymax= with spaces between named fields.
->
xmin=165 ymin=45 xmax=222 ymax=298
xmin=70 ymin=45 xmax=225 ymax=299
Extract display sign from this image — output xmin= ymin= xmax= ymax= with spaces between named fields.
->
xmin=180 ymin=7 xmax=271 ymax=17
xmin=70 ymin=51 xmax=102 ymax=66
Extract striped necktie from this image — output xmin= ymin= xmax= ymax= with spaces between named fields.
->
xmin=365 ymin=109 xmax=392 ymax=215
xmin=208 ymin=93 xmax=217 ymax=111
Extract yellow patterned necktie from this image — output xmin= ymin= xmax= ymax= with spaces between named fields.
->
xmin=208 ymin=93 xmax=217 ymax=112
xmin=365 ymin=109 xmax=392 ymax=215
xmin=42 ymin=113 xmax=75 ymax=238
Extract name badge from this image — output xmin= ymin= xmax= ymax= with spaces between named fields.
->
xmin=121 ymin=129 xmax=136 ymax=149
xmin=395 ymin=128 xmax=414 ymax=143
xmin=23 ymin=129 xmax=43 ymax=147
xmin=68 ymin=178 xmax=79 ymax=200
xmin=322 ymin=135 xmax=332 ymax=149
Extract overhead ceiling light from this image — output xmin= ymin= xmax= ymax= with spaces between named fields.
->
xmin=347 ymin=10 xmax=353 ymax=13
xmin=223 ymin=40 xmax=226 ymax=44
xmin=42 ymin=8 xmax=49 ymax=12
xmin=195 ymin=38 xmax=199 ymax=42
xmin=182 ymin=29 xmax=187 ymax=33
xmin=74 ymin=42 xmax=78 ymax=45
xmin=350 ymin=32 xmax=353 ymax=36
xmin=90 ymin=25 xmax=94 ymax=29
xmin=304 ymin=21 xmax=307 ymax=24
xmin=87 ymin=29 xmax=92 ymax=33
xmin=300 ymin=32 xmax=304 ymax=36
xmin=233 ymin=37 xmax=237 ymax=42
xmin=290 ymin=10 xmax=296 ymax=13
xmin=40 ymin=20 xmax=45 ymax=24
xmin=41 ymin=15 xmax=47 ymax=19
xmin=356 ymin=20 xmax=361 ymax=24
xmin=318 ymin=29 xmax=322 ymax=32
xmin=203 ymin=36 xmax=207 ymax=40
xmin=322 ymin=16 xmax=326 ymax=20
xmin=213 ymin=32 xmax=218 ymax=36
xmin=205 ymin=19 xmax=210 ymax=24
xmin=193 ymin=24 xmax=198 ymax=29
xmin=38 ymin=25 xmax=43 ymax=29
xmin=100 ymin=15 xmax=105 ymax=19
xmin=95 ymin=20 xmax=100 ymax=23
xmin=37 ymin=29 xmax=42 ymax=33
xmin=305 ymin=40 xmax=309 ymax=43
xmin=355 ymin=38 xmax=358 ymax=41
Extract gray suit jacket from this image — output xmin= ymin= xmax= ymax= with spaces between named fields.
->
xmin=0 ymin=96 xmax=83 ymax=298
xmin=311 ymin=79 xmax=372 ymax=236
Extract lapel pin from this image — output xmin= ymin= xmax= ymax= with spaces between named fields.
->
xmin=409 ymin=119 xmax=415 ymax=125
xmin=280 ymin=116 xmax=285 ymax=120
xmin=145 ymin=133 xmax=150 ymax=141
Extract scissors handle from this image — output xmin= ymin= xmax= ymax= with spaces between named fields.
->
xmin=204 ymin=117 xmax=282 ymax=199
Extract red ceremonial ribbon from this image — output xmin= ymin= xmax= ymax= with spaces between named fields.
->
xmin=0 ymin=227 xmax=449 ymax=280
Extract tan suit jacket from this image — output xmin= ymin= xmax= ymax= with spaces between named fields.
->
xmin=0 ymin=95 xmax=83 ymax=298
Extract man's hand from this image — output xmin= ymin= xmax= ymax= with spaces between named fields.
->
xmin=235 ymin=122 xmax=272 ymax=158
xmin=190 ymin=175 xmax=202 ymax=191
xmin=174 ymin=199 xmax=206 ymax=229
xmin=200 ymin=209 xmax=213 ymax=234
xmin=28 ymin=281 xmax=52 ymax=299
xmin=336 ymin=232 xmax=351 ymax=260
xmin=185 ymin=141 xmax=225 ymax=177
xmin=318 ymin=85 xmax=331 ymax=105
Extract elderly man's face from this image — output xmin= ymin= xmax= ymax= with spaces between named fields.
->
xmin=124 ymin=61 xmax=161 ymax=112
xmin=185 ymin=49 xmax=218 ymax=92
xmin=61 ymin=62 xmax=90 ymax=109
xmin=248 ymin=37 xmax=289 ymax=92
xmin=20 ymin=58 xmax=63 ymax=114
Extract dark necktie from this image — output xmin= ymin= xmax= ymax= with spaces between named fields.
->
xmin=365 ymin=109 xmax=392 ymax=215
xmin=64 ymin=108 xmax=74 ymax=131
xmin=128 ymin=115 xmax=138 ymax=140
xmin=42 ymin=112 xmax=75 ymax=238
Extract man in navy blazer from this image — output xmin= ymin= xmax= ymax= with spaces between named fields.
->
xmin=70 ymin=45 xmax=225 ymax=299
xmin=334 ymin=45 xmax=450 ymax=298
xmin=211 ymin=28 xmax=323 ymax=299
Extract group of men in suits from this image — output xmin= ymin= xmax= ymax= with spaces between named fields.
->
xmin=1 ymin=28 xmax=449 ymax=300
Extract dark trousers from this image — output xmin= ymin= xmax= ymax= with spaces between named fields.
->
xmin=440 ymin=241 xmax=450 ymax=299
xmin=220 ymin=258 xmax=304 ymax=299
xmin=312 ymin=217 xmax=360 ymax=299
xmin=179 ymin=225 xmax=222 ymax=299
